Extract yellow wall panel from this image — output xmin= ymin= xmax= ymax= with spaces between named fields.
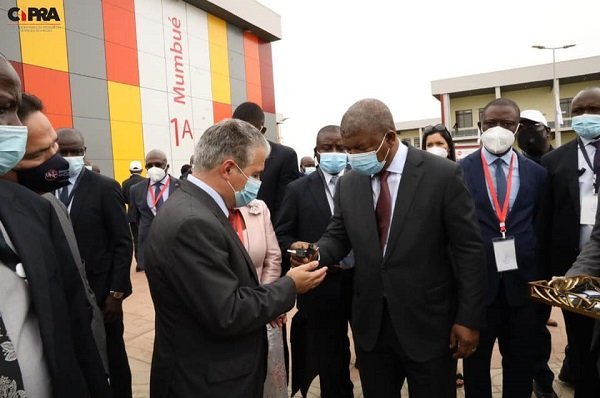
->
xmin=18 ymin=0 xmax=68 ymax=72
xmin=107 ymin=81 xmax=144 ymax=182
xmin=207 ymin=14 xmax=231 ymax=104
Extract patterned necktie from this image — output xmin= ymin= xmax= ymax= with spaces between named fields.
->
xmin=329 ymin=174 xmax=338 ymax=197
xmin=0 ymin=314 xmax=26 ymax=395
xmin=154 ymin=182 xmax=164 ymax=211
xmin=494 ymin=158 xmax=507 ymax=209
xmin=375 ymin=171 xmax=391 ymax=250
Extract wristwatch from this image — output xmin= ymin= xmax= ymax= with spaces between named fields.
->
xmin=110 ymin=291 xmax=125 ymax=300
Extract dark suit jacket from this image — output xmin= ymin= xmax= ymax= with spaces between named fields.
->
xmin=128 ymin=175 xmax=179 ymax=268
xmin=460 ymin=149 xmax=547 ymax=306
xmin=539 ymin=140 xmax=582 ymax=278
xmin=0 ymin=180 xmax=110 ymax=397
xmin=317 ymin=146 xmax=486 ymax=362
xmin=69 ymin=169 xmax=132 ymax=303
xmin=276 ymin=168 xmax=351 ymax=314
xmin=121 ymin=173 xmax=144 ymax=222
xmin=258 ymin=141 xmax=299 ymax=223
xmin=144 ymin=179 xmax=297 ymax=397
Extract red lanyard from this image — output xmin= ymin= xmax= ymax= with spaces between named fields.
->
xmin=480 ymin=150 xmax=515 ymax=238
xmin=148 ymin=179 xmax=170 ymax=209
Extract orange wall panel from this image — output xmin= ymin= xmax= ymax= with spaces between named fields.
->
xmin=213 ymin=102 xmax=232 ymax=123
xmin=22 ymin=64 xmax=72 ymax=128
xmin=243 ymin=32 xmax=262 ymax=106
xmin=102 ymin=0 xmax=139 ymax=85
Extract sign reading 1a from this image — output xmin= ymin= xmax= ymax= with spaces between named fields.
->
xmin=170 ymin=118 xmax=193 ymax=147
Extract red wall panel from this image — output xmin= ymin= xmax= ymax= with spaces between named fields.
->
xmin=22 ymin=64 xmax=72 ymax=128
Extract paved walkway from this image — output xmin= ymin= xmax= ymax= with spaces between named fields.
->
xmin=124 ymin=268 xmax=574 ymax=397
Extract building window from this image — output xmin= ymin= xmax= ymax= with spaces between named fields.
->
xmin=413 ymin=137 xmax=420 ymax=147
xmin=456 ymin=110 xmax=473 ymax=128
xmin=560 ymin=98 xmax=573 ymax=119
xmin=478 ymin=108 xmax=485 ymax=123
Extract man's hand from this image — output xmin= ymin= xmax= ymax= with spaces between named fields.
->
xmin=286 ymin=261 xmax=327 ymax=294
xmin=289 ymin=241 xmax=319 ymax=268
xmin=269 ymin=313 xmax=287 ymax=328
xmin=102 ymin=295 xmax=124 ymax=323
xmin=449 ymin=324 xmax=479 ymax=359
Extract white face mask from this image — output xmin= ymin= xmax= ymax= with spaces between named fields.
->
xmin=426 ymin=146 xmax=448 ymax=158
xmin=147 ymin=166 xmax=166 ymax=183
xmin=480 ymin=126 xmax=516 ymax=155
xmin=64 ymin=155 xmax=85 ymax=177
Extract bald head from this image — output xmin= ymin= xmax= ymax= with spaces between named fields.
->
xmin=572 ymin=87 xmax=600 ymax=117
xmin=0 ymin=56 xmax=22 ymax=126
xmin=145 ymin=149 xmax=168 ymax=171
xmin=340 ymin=99 xmax=395 ymax=138
xmin=57 ymin=128 xmax=86 ymax=157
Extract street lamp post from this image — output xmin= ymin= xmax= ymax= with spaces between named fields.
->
xmin=532 ymin=44 xmax=576 ymax=147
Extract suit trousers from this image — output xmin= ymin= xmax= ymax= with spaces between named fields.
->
xmin=562 ymin=310 xmax=600 ymax=398
xmin=106 ymin=315 xmax=132 ymax=398
xmin=464 ymin=284 xmax=535 ymax=398
xmin=356 ymin=304 xmax=455 ymax=398
xmin=129 ymin=222 xmax=139 ymax=264
xmin=532 ymin=302 xmax=554 ymax=390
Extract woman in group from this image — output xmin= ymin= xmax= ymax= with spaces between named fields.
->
xmin=229 ymin=196 xmax=288 ymax=398
xmin=421 ymin=123 xmax=457 ymax=161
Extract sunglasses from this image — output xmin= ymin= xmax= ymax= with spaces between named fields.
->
xmin=423 ymin=124 xmax=448 ymax=134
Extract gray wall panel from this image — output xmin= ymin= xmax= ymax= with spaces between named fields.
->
xmin=64 ymin=0 xmax=105 ymax=38
xmin=66 ymin=31 xmax=107 ymax=79
xmin=230 ymin=78 xmax=246 ymax=108
xmin=70 ymin=74 xmax=110 ymax=120
xmin=73 ymin=116 xmax=114 ymax=168
xmin=0 ymin=0 xmax=22 ymax=61
xmin=263 ymin=112 xmax=277 ymax=142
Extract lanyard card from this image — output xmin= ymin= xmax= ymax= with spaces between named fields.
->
xmin=492 ymin=236 xmax=518 ymax=272
xmin=580 ymin=195 xmax=598 ymax=225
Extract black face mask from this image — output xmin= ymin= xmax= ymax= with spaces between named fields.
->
xmin=16 ymin=153 xmax=71 ymax=193
xmin=517 ymin=125 xmax=550 ymax=158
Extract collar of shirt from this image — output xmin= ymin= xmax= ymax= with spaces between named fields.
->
xmin=580 ymin=136 xmax=600 ymax=147
xmin=68 ymin=167 xmax=86 ymax=186
xmin=482 ymin=147 xmax=516 ymax=166
xmin=376 ymin=140 xmax=407 ymax=177
xmin=151 ymin=174 xmax=170 ymax=186
xmin=186 ymin=174 xmax=229 ymax=217
xmin=321 ymin=167 xmax=345 ymax=184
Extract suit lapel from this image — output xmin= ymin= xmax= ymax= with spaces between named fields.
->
xmin=468 ymin=150 xmax=500 ymax=228
xmin=566 ymin=141 xmax=581 ymax=215
xmin=168 ymin=176 xmax=178 ymax=195
xmin=181 ymin=181 xmax=260 ymax=284
xmin=310 ymin=171 xmax=333 ymax=219
xmin=69 ymin=169 xmax=92 ymax=225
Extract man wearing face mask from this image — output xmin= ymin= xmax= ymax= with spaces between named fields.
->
xmin=128 ymin=149 xmax=180 ymax=272
xmin=56 ymin=127 xmax=133 ymax=398
xmin=276 ymin=125 xmax=354 ymax=397
xmin=291 ymin=99 xmax=485 ymax=398
xmin=300 ymin=156 xmax=317 ymax=175
xmin=539 ymin=87 xmax=600 ymax=397
xmin=459 ymin=98 xmax=547 ymax=398
xmin=144 ymin=119 xmax=327 ymax=397
xmin=518 ymin=110 xmax=553 ymax=164
xmin=0 ymin=53 xmax=110 ymax=396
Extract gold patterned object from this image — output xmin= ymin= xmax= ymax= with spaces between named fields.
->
xmin=529 ymin=276 xmax=600 ymax=319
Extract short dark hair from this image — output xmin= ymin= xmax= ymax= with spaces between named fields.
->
xmin=17 ymin=93 xmax=44 ymax=122
xmin=232 ymin=102 xmax=265 ymax=129
xmin=316 ymin=125 xmax=341 ymax=141
xmin=421 ymin=124 xmax=456 ymax=161
xmin=482 ymin=98 xmax=520 ymax=118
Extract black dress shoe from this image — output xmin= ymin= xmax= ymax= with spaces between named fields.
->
xmin=533 ymin=380 xmax=558 ymax=398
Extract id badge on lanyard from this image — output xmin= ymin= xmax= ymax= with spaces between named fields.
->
xmin=481 ymin=151 xmax=518 ymax=272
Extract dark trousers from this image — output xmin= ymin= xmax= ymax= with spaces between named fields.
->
xmin=533 ymin=302 xmax=554 ymax=390
xmin=463 ymin=288 xmax=535 ymax=398
xmin=562 ymin=310 xmax=600 ymax=398
xmin=129 ymin=222 xmax=139 ymax=264
xmin=356 ymin=307 xmax=455 ymax=398
xmin=106 ymin=316 xmax=132 ymax=398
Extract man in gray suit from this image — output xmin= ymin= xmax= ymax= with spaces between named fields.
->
xmin=145 ymin=119 xmax=327 ymax=397
xmin=291 ymin=99 xmax=486 ymax=398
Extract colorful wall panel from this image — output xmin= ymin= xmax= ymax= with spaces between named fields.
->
xmin=1 ymin=0 xmax=278 ymax=181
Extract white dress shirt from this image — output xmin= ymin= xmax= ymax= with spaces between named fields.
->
xmin=481 ymin=148 xmax=520 ymax=214
xmin=320 ymin=168 xmax=345 ymax=214
xmin=371 ymin=142 xmax=408 ymax=254
xmin=578 ymin=137 xmax=599 ymax=249
xmin=147 ymin=175 xmax=171 ymax=215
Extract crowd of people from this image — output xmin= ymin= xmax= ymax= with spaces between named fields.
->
xmin=3 ymin=50 xmax=600 ymax=398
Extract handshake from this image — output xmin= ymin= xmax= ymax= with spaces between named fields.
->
xmin=286 ymin=242 xmax=326 ymax=294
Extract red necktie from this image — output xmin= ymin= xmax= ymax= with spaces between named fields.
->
xmin=375 ymin=171 xmax=391 ymax=250
xmin=228 ymin=209 xmax=245 ymax=244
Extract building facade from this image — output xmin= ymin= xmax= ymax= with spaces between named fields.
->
xmin=0 ymin=0 xmax=280 ymax=182
xmin=430 ymin=56 xmax=600 ymax=153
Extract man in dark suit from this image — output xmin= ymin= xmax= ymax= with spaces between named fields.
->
xmin=144 ymin=119 xmax=327 ymax=397
xmin=128 ymin=149 xmax=179 ymax=272
xmin=56 ymin=128 xmax=133 ymax=398
xmin=540 ymin=87 xmax=600 ymax=397
xmin=460 ymin=98 xmax=547 ymax=398
xmin=276 ymin=125 xmax=354 ymax=397
xmin=121 ymin=160 xmax=144 ymax=264
xmin=232 ymin=102 xmax=299 ymax=224
xmin=0 ymin=54 xmax=110 ymax=397
xmin=291 ymin=99 xmax=486 ymax=398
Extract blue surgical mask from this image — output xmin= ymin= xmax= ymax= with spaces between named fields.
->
xmin=347 ymin=134 xmax=391 ymax=175
xmin=228 ymin=164 xmax=262 ymax=207
xmin=318 ymin=152 xmax=347 ymax=174
xmin=64 ymin=155 xmax=85 ymax=177
xmin=572 ymin=114 xmax=600 ymax=140
xmin=0 ymin=125 xmax=28 ymax=176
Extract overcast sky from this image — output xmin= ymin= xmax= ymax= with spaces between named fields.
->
xmin=256 ymin=0 xmax=600 ymax=159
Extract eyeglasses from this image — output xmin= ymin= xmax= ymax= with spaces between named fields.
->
xmin=423 ymin=124 xmax=448 ymax=134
